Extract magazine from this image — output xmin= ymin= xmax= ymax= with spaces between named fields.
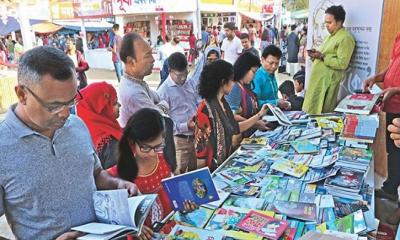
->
xmin=270 ymin=159 xmax=309 ymax=178
xmin=269 ymin=200 xmax=317 ymax=222
xmin=166 ymin=224 xmax=224 ymax=240
xmin=267 ymin=103 xmax=293 ymax=126
xmin=172 ymin=207 xmax=215 ymax=228
xmin=161 ymin=167 xmax=219 ymax=211
xmin=334 ymin=93 xmax=380 ymax=115
xmin=72 ymin=190 xmax=157 ymax=240
xmin=236 ymin=210 xmax=289 ymax=239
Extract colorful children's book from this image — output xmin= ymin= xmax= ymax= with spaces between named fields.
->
xmin=237 ymin=210 xmax=289 ymax=240
xmin=161 ymin=167 xmax=219 ymax=211
xmin=315 ymin=116 xmax=344 ymax=133
xmin=334 ymin=93 xmax=380 ymax=115
xmin=324 ymin=168 xmax=365 ymax=193
xmin=291 ymin=140 xmax=319 ymax=154
xmin=271 ymin=160 xmax=309 ymax=178
xmin=223 ymin=230 xmax=263 ymax=240
xmin=270 ymin=200 xmax=317 ymax=222
xmin=167 ymin=224 xmax=224 ymax=240
xmin=172 ymin=207 xmax=215 ymax=228
xmin=204 ymin=207 xmax=247 ymax=231
xmin=334 ymin=214 xmax=354 ymax=233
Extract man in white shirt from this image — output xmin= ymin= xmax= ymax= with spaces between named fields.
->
xmin=161 ymin=36 xmax=185 ymax=61
xmin=221 ymin=22 xmax=243 ymax=65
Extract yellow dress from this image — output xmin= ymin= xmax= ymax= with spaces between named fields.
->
xmin=303 ymin=28 xmax=355 ymax=114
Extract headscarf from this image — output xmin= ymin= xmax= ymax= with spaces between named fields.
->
xmin=77 ymin=82 xmax=122 ymax=149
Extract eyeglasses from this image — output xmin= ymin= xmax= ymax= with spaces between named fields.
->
xmin=23 ymin=86 xmax=83 ymax=114
xmin=137 ymin=141 xmax=165 ymax=153
xmin=170 ymin=69 xmax=189 ymax=80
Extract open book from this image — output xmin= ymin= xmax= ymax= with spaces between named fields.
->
xmin=266 ymin=104 xmax=293 ymax=126
xmin=72 ymin=189 xmax=157 ymax=240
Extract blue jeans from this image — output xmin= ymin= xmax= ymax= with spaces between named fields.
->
xmin=113 ymin=61 xmax=123 ymax=82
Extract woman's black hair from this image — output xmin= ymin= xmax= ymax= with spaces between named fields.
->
xmin=325 ymin=5 xmax=346 ymax=23
xmin=233 ymin=52 xmax=261 ymax=82
xmin=198 ymin=60 xmax=233 ymax=100
xmin=117 ymin=108 xmax=165 ymax=181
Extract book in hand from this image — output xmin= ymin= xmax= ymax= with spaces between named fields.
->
xmin=236 ymin=210 xmax=289 ymax=239
xmin=269 ymin=200 xmax=317 ymax=222
xmin=71 ymin=190 xmax=157 ymax=240
xmin=266 ymin=103 xmax=293 ymax=126
xmin=161 ymin=167 xmax=219 ymax=211
xmin=334 ymin=93 xmax=380 ymax=115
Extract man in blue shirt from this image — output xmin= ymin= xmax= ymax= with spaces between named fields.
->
xmin=253 ymin=45 xmax=291 ymax=109
xmin=157 ymin=52 xmax=199 ymax=174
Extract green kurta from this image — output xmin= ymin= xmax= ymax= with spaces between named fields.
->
xmin=303 ymin=28 xmax=355 ymax=114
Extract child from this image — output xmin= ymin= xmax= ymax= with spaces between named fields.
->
xmin=293 ymin=70 xmax=305 ymax=97
xmin=279 ymin=80 xmax=304 ymax=111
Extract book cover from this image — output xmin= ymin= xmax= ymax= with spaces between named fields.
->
xmin=161 ymin=168 xmax=219 ymax=211
xmin=270 ymin=200 xmax=317 ymax=222
xmin=334 ymin=93 xmax=380 ymax=115
xmin=352 ymin=210 xmax=367 ymax=234
xmin=223 ymin=230 xmax=263 ymax=240
xmin=291 ymin=140 xmax=319 ymax=154
xmin=334 ymin=214 xmax=354 ymax=234
xmin=237 ymin=210 xmax=289 ymax=239
xmin=222 ymin=195 xmax=267 ymax=210
xmin=267 ymin=103 xmax=293 ymax=126
xmin=205 ymin=207 xmax=247 ymax=231
xmin=203 ymin=190 xmax=230 ymax=209
xmin=167 ymin=224 xmax=224 ymax=240
xmin=271 ymin=159 xmax=309 ymax=178
xmin=172 ymin=207 xmax=215 ymax=228
xmin=315 ymin=116 xmax=344 ymax=133
xmin=299 ymin=193 xmax=316 ymax=204
xmin=325 ymin=168 xmax=365 ymax=192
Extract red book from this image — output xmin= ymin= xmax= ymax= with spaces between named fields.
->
xmin=237 ymin=210 xmax=288 ymax=239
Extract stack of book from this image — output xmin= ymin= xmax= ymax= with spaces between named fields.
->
xmin=336 ymin=147 xmax=373 ymax=171
xmin=324 ymin=168 xmax=367 ymax=201
xmin=339 ymin=114 xmax=379 ymax=144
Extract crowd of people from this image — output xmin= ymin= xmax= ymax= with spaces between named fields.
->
xmin=2 ymin=3 xmax=400 ymax=240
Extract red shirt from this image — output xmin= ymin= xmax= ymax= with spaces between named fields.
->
xmin=107 ymin=154 xmax=173 ymax=227
xmin=384 ymin=33 xmax=400 ymax=113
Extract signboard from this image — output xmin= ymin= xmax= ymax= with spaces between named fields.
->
xmin=112 ymin=0 xmax=196 ymax=15
xmin=200 ymin=0 xmax=233 ymax=4
xmin=306 ymin=0 xmax=384 ymax=100
xmin=50 ymin=0 xmax=75 ymax=20
xmin=238 ymin=0 xmax=251 ymax=12
xmin=73 ymin=0 xmax=113 ymax=18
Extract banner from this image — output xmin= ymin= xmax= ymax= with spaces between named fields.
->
xmin=306 ymin=0 xmax=384 ymax=100
xmin=113 ymin=0 xmax=196 ymax=15
xmin=200 ymin=0 xmax=233 ymax=5
xmin=50 ymin=0 xmax=75 ymax=20
xmin=73 ymin=0 xmax=113 ymax=18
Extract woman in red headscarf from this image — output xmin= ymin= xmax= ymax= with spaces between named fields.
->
xmin=76 ymin=82 xmax=122 ymax=169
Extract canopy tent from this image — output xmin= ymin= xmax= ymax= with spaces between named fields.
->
xmin=240 ymin=12 xmax=274 ymax=22
xmin=291 ymin=9 xmax=309 ymax=19
xmin=61 ymin=25 xmax=111 ymax=32
xmin=32 ymin=22 xmax=63 ymax=34
xmin=0 ymin=16 xmax=44 ymax=35
xmin=53 ymin=20 xmax=113 ymax=33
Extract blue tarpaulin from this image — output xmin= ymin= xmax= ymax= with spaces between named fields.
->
xmin=0 ymin=17 xmax=44 ymax=35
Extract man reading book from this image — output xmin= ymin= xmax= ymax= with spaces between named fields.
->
xmin=0 ymin=46 xmax=138 ymax=240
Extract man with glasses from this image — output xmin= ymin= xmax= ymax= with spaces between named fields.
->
xmin=0 ymin=46 xmax=138 ymax=240
xmin=158 ymin=52 xmax=199 ymax=174
xmin=253 ymin=45 xmax=291 ymax=110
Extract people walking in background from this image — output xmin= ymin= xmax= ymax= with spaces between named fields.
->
xmin=221 ymin=22 xmax=243 ymax=64
xmin=240 ymin=33 xmax=260 ymax=58
xmin=109 ymin=24 xmax=123 ymax=82
xmin=66 ymin=38 xmax=89 ymax=89
xmin=286 ymin=25 xmax=300 ymax=76
xmin=298 ymin=26 xmax=308 ymax=71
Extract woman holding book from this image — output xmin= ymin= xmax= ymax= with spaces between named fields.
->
xmin=76 ymin=82 xmax=122 ymax=169
xmin=225 ymin=52 xmax=270 ymax=138
xmin=195 ymin=60 xmax=269 ymax=171
xmin=108 ymin=108 xmax=197 ymax=240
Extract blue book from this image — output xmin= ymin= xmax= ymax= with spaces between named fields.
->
xmin=161 ymin=167 xmax=219 ymax=211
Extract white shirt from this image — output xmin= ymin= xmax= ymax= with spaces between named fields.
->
xmin=161 ymin=42 xmax=185 ymax=60
xmin=221 ymin=36 xmax=243 ymax=65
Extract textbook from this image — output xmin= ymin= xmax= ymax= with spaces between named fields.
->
xmin=72 ymin=190 xmax=157 ymax=240
xmin=161 ymin=167 xmax=219 ymax=211
xmin=167 ymin=224 xmax=224 ymax=240
xmin=269 ymin=200 xmax=317 ymax=222
xmin=270 ymin=159 xmax=309 ymax=178
xmin=291 ymin=140 xmax=319 ymax=154
xmin=334 ymin=93 xmax=380 ymax=115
